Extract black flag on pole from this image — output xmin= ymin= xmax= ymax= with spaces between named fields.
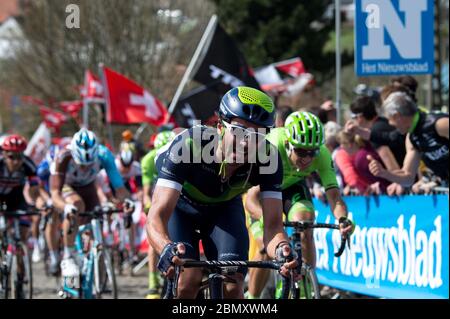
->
xmin=191 ymin=23 xmax=260 ymax=94
xmin=172 ymin=84 xmax=222 ymax=128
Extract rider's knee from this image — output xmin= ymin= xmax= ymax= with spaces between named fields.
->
xmin=177 ymin=281 xmax=200 ymax=299
xmin=224 ymin=275 xmax=244 ymax=298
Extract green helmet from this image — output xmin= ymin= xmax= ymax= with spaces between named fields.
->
xmin=285 ymin=111 xmax=325 ymax=149
xmin=154 ymin=130 xmax=175 ymax=149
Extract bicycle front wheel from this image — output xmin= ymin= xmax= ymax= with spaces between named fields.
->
xmin=93 ymin=248 xmax=118 ymax=299
xmin=0 ymin=249 xmax=10 ymax=299
xmin=10 ymin=243 xmax=33 ymax=299
xmin=294 ymin=264 xmax=320 ymax=299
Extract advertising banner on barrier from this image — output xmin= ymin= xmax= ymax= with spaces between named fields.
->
xmin=313 ymin=195 xmax=449 ymax=299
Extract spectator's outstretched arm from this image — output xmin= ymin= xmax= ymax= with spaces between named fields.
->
xmin=368 ymin=135 xmax=420 ymax=187
xmin=376 ymin=145 xmax=400 ymax=171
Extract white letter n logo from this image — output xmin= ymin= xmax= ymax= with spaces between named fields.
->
xmin=362 ymin=0 xmax=428 ymax=60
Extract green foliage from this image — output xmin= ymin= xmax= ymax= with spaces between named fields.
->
xmin=211 ymin=0 xmax=337 ymax=74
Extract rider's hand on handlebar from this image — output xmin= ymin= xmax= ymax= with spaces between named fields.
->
xmin=123 ymin=198 xmax=135 ymax=213
xmin=157 ymin=242 xmax=186 ymax=278
xmin=64 ymin=203 xmax=78 ymax=219
xmin=338 ymin=216 xmax=354 ymax=236
xmin=275 ymin=242 xmax=301 ymax=281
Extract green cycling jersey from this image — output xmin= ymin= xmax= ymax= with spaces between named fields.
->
xmin=141 ymin=148 xmax=158 ymax=187
xmin=266 ymin=127 xmax=338 ymax=191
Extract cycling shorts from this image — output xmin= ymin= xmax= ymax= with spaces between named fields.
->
xmin=167 ymin=196 xmax=249 ymax=275
xmin=62 ymin=182 xmax=100 ymax=212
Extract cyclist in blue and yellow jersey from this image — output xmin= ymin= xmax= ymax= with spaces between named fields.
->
xmin=245 ymin=111 xmax=354 ymax=299
xmin=50 ymin=128 xmax=135 ymax=281
xmin=141 ymin=129 xmax=176 ymax=299
xmin=147 ymin=86 xmax=300 ymax=299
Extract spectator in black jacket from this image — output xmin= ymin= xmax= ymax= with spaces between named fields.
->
xmin=345 ymin=96 xmax=407 ymax=195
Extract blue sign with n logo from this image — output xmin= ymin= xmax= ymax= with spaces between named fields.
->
xmin=355 ymin=0 xmax=434 ymax=76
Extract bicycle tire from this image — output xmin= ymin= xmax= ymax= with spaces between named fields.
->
xmin=0 ymin=250 xmax=9 ymax=299
xmin=94 ymin=248 xmax=118 ymax=299
xmin=293 ymin=265 xmax=320 ymax=299
xmin=10 ymin=243 xmax=33 ymax=299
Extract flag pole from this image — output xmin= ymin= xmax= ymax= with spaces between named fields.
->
xmin=82 ymin=99 xmax=89 ymax=129
xmin=167 ymin=14 xmax=218 ymax=118
xmin=335 ymin=0 xmax=342 ymax=126
xmin=98 ymin=63 xmax=115 ymax=152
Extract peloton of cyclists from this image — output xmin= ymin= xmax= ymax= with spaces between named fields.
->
xmin=49 ymin=128 xmax=135 ymax=281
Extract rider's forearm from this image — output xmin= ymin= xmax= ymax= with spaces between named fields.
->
xmin=327 ymin=192 xmax=348 ymax=220
xmin=39 ymin=187 xmax=50 ymax=202
xmin=146 ymin=208 xmax=172 ymax=255
xmin=147 ymin=219 xmax=172 ymax=254
xmin=28 ymin=185 xmax=40 ymax=204
xmin=332 ymin=201 xmax=348 ymax=220
xmin=264 ymin=229 xmax=289 ymax=259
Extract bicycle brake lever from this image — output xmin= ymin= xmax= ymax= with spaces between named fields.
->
xmin=173 ymin=265 xmax=180 ymax=298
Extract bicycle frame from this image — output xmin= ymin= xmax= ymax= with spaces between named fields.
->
xmin=61 ymin=218 xmax=104 ymax=299
xmin=0 ymin=209 xmax=40 ymax=299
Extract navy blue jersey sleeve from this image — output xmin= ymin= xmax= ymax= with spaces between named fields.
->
xmin=155 ymin=129 xmax=193 ymax=190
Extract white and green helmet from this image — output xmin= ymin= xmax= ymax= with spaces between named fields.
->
xmin=285 ymin=111 xmax=325 ymax=149
xmin=154 ymin=130 xmax=175 ymax=149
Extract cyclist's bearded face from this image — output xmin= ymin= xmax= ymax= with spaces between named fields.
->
xmin=219 ymin=118 xmax=266 ymax=164
xmin=3 ymin=151 xmax=23 ymax=171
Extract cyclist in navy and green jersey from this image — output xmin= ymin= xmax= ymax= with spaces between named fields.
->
xmin=245 ymin=111 xmax=354 ymax=299
xmin=147 ymin=86 xmax=299 ymax=299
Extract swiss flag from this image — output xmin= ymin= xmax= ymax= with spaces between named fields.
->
xmin=59 ymin=100 xmax=83 ymax=118
xmin=101 ymin=66 xmax=168 ymax=126
xmin=39 ymin=106 xmax=67 ymax=129
xmin=82 ymin=70 xmax=104 ymax=99
xmin=274 ymin=57 xmax=306 ymax=78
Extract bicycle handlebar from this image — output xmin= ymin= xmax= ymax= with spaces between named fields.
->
xmin=283 ymin=221 xmax=349 ymax=257
xmin=66 ymin=205 xmax=124 ymax=235
xmin=78 ymin=206 xmax=123 ymax=218
xmin=164 ymin=259 xmax=288 ymax=299
xmin=0 ymin=208 xmax=42 ymax=218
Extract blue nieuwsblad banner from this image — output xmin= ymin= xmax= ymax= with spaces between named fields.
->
xmin=313 ymin=195 xmax=448 ymax=299
xmin=355 ymin=0 xmax=434 ymax=76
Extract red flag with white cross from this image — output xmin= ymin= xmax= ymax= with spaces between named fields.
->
xmin=101 ymin=66 xmax=168 ymax=126
xmin=82 ymin=70 xmax=104 ymax=99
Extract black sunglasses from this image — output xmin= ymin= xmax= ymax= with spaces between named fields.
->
xmin=292 ymin=148 xmax=320 ymax=158
xmin=4 ymin=153 xmax=23 ymax=161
